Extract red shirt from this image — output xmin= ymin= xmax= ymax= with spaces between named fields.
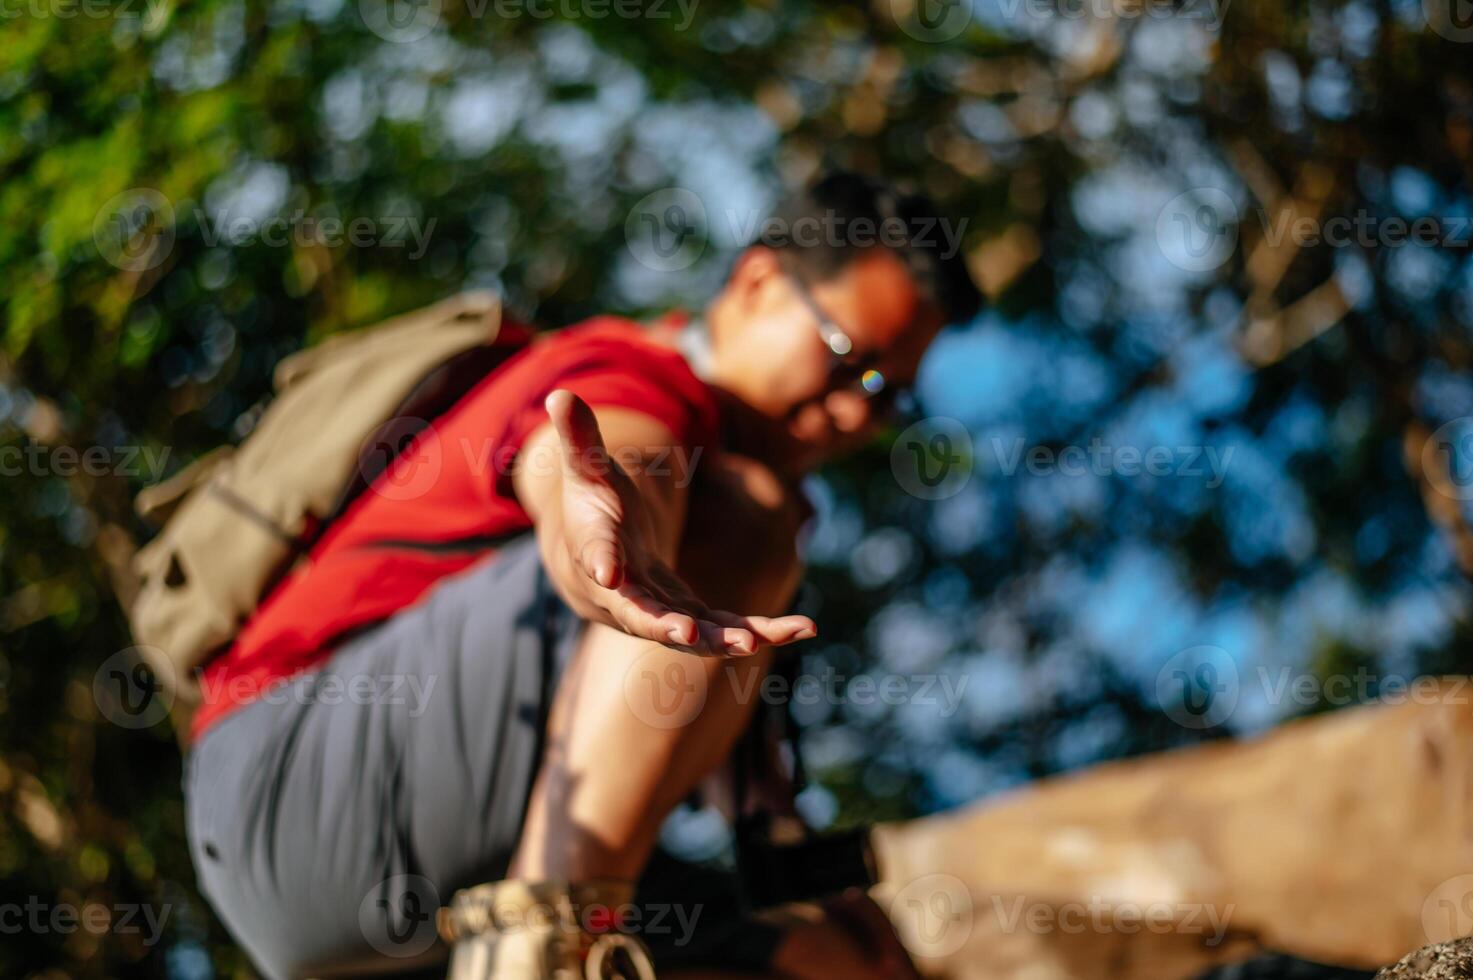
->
xmin=191 ymin=315 xmax=719 ymax=737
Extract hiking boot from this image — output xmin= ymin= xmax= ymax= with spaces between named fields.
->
xmin=439 ymin=879 xmax=656 ymax=980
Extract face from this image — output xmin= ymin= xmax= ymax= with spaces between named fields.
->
xmin=707 ymin=246 xmax=945 ymax=472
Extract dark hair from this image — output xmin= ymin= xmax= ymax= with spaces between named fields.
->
xmin=752 ymin=171 xmax=983 ymax=326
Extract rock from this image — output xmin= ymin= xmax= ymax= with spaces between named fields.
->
xmin=873 ymin=683 xmax=1473 ymax=979
xmin=1376 ymin=939 xmax=1473 ymax=979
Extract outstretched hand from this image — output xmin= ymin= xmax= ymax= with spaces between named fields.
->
xmin=538 ymin=389 xmax=817 ymax=656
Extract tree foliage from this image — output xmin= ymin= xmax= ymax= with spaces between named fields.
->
xmin=2 ymin=0 xmax=1471 ymax=974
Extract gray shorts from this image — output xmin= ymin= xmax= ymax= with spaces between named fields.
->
xmin=184 ymin=535 xmax=783 ymax=979
xmin=184 ymin=535 xmax=583 ymax=979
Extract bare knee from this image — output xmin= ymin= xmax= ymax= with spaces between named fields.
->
xmin=679 ymin=453 xmax=804 ymax=615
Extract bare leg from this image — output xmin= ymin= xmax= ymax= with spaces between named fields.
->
xmin=506 ymin=457 xmax=905 ymax=980
xmin=509 ymin=624 xmax=774 ymax=881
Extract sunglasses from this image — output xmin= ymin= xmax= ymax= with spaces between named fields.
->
xmin=786 ymin=274 xmax=893 ymax=401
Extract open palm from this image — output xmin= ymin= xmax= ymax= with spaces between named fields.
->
xmin=540 ymin=389 xmax=816 ymax=656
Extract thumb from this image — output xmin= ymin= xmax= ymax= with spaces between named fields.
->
xmin=545 ymin=389 xmax=624 ymax=589
xmin=545 ymin=388 xmax=610 ymax=484
xmin=567 ymin=503 xmax=625 ymax=591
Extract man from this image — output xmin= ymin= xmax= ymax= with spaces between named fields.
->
xmin=183 ymin=172 xmax=980 ymax=979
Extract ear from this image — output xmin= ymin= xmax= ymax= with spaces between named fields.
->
xmin=726 ymin=246 xmax=784 ymax=310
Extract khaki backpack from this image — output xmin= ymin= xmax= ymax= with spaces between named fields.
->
xmin=129 ymin=291 xmax=507 ymax=701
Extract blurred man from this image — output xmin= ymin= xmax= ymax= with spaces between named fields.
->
xmin=182 ymin=172 xmax=980 ymax=979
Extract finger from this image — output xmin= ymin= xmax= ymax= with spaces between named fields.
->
xmin=567 ymin=516 xmax=624 ymax=591
xmin=753 ymin=614 xmax=818 ymax=645
xmin=645 ymin=565 xmax=760 ymax=655
xmin=696 ymin=620 xmax=759 ymax=656
xmin=604 ymin=585 xmax=701 ymax=647
xmin=646 ymin=563 xmax=817 ymax=647
xmin=545 ymin=388 xmax=613 ymax=484
xmin=632 ymin=582 xmax=748 ymax=654
xmin=705 ymin=610 xmax=817 ymax=647
xmin=623 ymin=576 xmax=701 ymax=647
xmin=618 ymin=568 xmax=754 ymax=656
